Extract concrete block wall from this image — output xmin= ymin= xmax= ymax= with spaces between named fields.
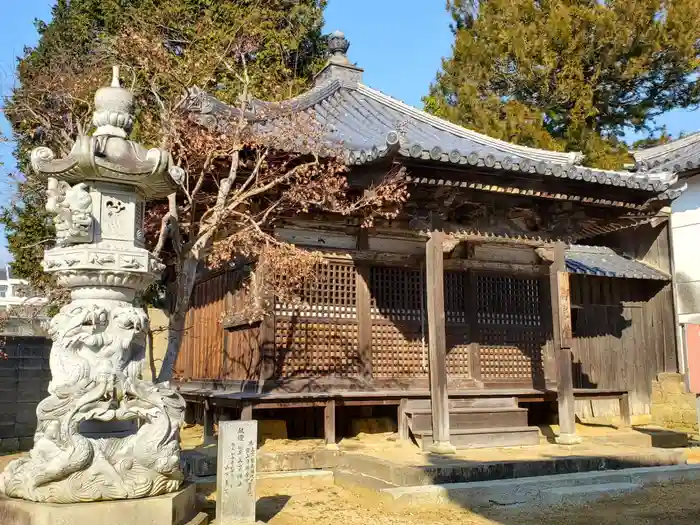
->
xmin=651 ymin=372 xmax=698 ymax=432
xmin=0 ymin=336 xmax=51 ymax=452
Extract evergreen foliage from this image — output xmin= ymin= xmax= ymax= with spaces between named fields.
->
xmin=427 ymin=0 xmax=700 ymax=169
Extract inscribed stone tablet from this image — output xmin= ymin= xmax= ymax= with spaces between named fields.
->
xmin=216 ymin=420 xmax=258 ymax=524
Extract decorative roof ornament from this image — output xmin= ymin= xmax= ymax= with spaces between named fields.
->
xmin=93 ymin=66 xmax=135 ymax=138
xmin=327 ymin=30 xmax=351 ymax=65
xmin=30 ymin=66 xmax=181 ymax=199
xmin=313 ymin=30 xmax=363 ymax=88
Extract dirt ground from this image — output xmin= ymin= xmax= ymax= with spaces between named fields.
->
xmin=190 ymin=422 xmax=700 ymax=524
xmin=198 ymin=474 xmax=700 ymax=525
xmin=7 ymin=424 xmax=700 ymax=524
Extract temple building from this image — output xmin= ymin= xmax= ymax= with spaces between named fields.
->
xmin=631 ymin=133 xmax=700 ymax=384
xmin=174 ymin=32 xmax=685 ymax=449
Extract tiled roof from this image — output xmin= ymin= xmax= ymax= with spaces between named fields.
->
xmin=185 ymin=30 xmax=687 ymax=201
xmin=188 ymin=82 xmax=685 ymax=197
xmin=632 ymin=132 xmax=700 ymax=176
xmin=565 ymin=245 xmax=669 ymax=280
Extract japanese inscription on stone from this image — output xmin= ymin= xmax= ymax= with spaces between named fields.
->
xmin=216 ymin=420 xmax=258 ymax=524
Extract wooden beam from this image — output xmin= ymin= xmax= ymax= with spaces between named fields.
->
xmin=425 ymin=231 xmax=456 ymax=454
xmin=548 ymin=242 xmax=580 ymax=444
xmin=313 ymin=249 xmax=549 ymax=275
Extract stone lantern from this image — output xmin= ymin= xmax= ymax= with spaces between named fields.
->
xmin=0 ymin=67 xmax=189 ymax=512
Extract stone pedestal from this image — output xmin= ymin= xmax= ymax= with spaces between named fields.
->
xmin=0 ymin=485 xmax=197 ymax=525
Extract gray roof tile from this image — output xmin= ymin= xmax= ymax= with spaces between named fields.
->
xmin=565 ymin=245 xmax=669 ymax=280
xmin=186 ymin=80 xmax=684 ymax=196
xmin=632 ymin=132 xmax=700 ymax=176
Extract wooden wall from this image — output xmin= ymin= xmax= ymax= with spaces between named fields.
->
xmin=572 ymin=221 xmax=677 ymax=416
xmin=174 ymin=269 xmax=262 ymax=383
xmin=174 ymin=225 xmax=677 ymax=418
xmin=570 ymin=275 xmax=676 ymax=415
xmin=175 ymin=261 xmax=550 ymax=389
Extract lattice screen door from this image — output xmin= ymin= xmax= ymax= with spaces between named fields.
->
xmin=273 ymin=262 xmax=361 ymax=378
xmin=474 ymin=273 xmax=546 ymax=384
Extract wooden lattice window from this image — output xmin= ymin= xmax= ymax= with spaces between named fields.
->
xmin=474 ymin=274 xmax=545 ymax=382
xmin=445 ymin=271 xmax=469 ymax=325
xmin=275 ymin=262 xmax=357 ymax=319
xmin=369 ymin=266 xmax=424 ymax=320
xmin=475 ymin=274 xmax=541 ymax=326
xmin=369 ymin=266 xmax=427 ymax=378
xmin=444 ymin=271 xmax=470 ymax=376
xmin=478 ymin=327 xmax=543 ymax=381
xmin=273 ymin=262 xmax=360 ymax=378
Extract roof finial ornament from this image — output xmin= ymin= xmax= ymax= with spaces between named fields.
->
xmin=92 ymin=65 xmax=135 ymax=138
xmin=314 ymin=30 xmax=363 ymax=87
xmin=111 ymin=65 xmax=121 ymax=87
xmin=328 ymin=30 xmax=351 ymax=65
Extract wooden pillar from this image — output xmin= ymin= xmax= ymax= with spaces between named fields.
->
xmin=426 ymin=231 xmax=456 ymax=454
xmin=548 ymin=242 xmax=580 ymax=445
xmin=398 ymin=398 xmax=409 ymax=441
xmin=356 ymin=230 xmax=372 ymax=379
xmin=203 ymin=399 xmax=216 ymax=445
xmin=619 ymin=392 xmax=632 ymax=428
xmin=324 ymin=399 xmax=338 ymax=449
xmin=240 ymin=402 xmax=253 ymax=421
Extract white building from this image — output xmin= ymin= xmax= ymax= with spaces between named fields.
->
xmin=0 ymin=264 xmax=49 ymax=336
xmin=632 ymin=134 xmax=700 ymax=374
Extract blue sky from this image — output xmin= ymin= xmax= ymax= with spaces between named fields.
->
xmin=0 ymin=0 xmax=699 ymax=264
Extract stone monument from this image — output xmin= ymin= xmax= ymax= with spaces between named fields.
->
xmin=0 ymin=67 xmax=188 ymax=505
xmin=217 ymin=420 xmax=263 ymax=525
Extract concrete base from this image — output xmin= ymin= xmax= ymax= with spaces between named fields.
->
xmin=382 ymin=464 xmax=700 ymax=508
xmin=211 ymin=519 xmax=267 ymax=525
xmin=0 ymin=484 xmax=197 ymax=525
xmin=540 ymin=482 xmax=641 ymax=506
xmin=427 ymin=441 xmax=457 ymax=455
xmin=555 ymin=432 xmax=582 ymax=445
xmin=187 ymin=512 xmax=209 ymax=525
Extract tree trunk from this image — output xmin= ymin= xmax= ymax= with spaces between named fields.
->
xmin=156 ymin=256 xmax=199 ymax=384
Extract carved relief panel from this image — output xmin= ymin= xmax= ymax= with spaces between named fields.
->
xmin=93 ymin=184 xmax=141 ymax=246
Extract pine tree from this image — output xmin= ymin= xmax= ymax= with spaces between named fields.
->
xmin=426 ymin=0 xmax=700 ymax=169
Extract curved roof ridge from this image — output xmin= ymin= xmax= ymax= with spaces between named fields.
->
xmin=250 ymin=80 xmax=346 ymax=114
xmin=632 ymin=131 xmax=700 ymax=162
xmin=356 ymin=83 xmax=583 ymax=166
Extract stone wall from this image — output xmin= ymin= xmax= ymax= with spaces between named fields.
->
xmin=0 ymin=336 xmax=51 ymax=452
xmin=145 ymin=307 xmax=169 ymax=382
xmin=651 ymin=372 xmax=698 ymax=432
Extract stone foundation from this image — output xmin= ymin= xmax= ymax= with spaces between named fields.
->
xmin=651 ymin=373 xmax=697 ymax=433
xmin=0 ymin=484 xmax=197 ymax=525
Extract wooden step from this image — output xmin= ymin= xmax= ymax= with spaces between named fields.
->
xmin=404 ymin=397 xmax=518 ymax=412
xmin=415 ymin=426 xmax=541 ymax=450
xmin=408 ymin=407 xmax=529 ymax=434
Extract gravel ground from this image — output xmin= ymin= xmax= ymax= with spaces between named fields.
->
xmin=228 ymin=477 xmax=700 ymax=525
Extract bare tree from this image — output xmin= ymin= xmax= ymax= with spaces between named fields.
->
xmin=151 ymin=85 xmax=406 ymax=382
xmin=7 ymin=16 xmax=408 ymax=383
